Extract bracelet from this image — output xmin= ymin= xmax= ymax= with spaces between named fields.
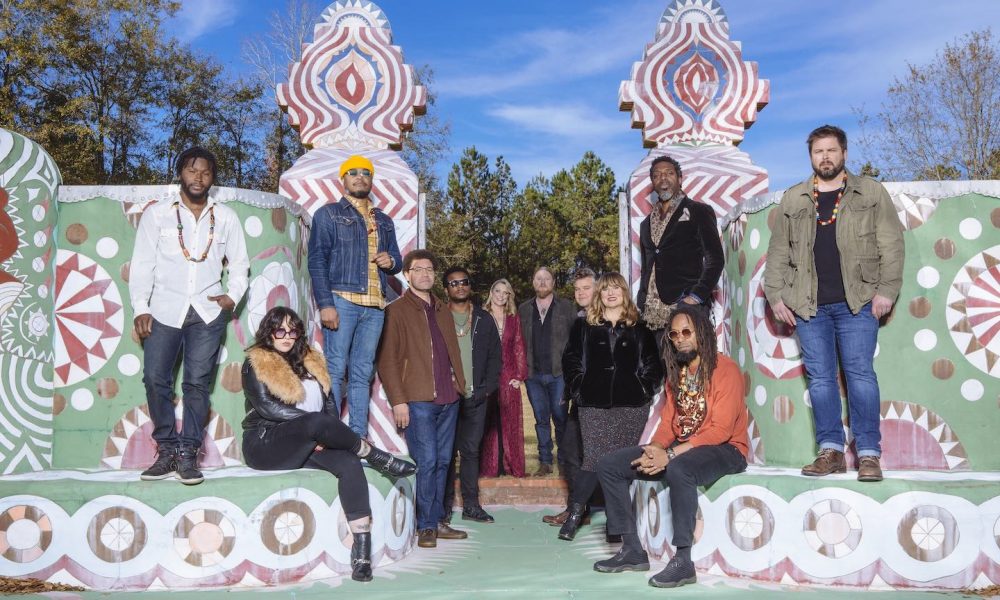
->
xmin=666 ymin=447 xmax=676 ymax=460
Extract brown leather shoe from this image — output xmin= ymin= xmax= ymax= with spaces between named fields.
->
xmin=801 ymin=449 xmax=846 ymax=477
xmin=417 ymin=528 xmax=437 ymax=548
xmin=543 ymin=509 xmax=591 ymax=527
xmin=534 ymin=463 xmax=553 ymax=477
xmin=543 ymin=509 xmax=569 ymax=525
xmin=857 ymin=456 xmax=883 ymax=482
xmin=436 ymin=522 xmax=468 ymax=540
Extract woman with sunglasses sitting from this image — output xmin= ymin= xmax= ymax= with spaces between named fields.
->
xmin=558 ymin=272 xmax=663 ymax=541
xmin=241 ymin=306 xmax=415 ymax=582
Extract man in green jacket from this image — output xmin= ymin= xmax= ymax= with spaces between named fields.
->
xmin=763 ymin=125 xmax=904 ymax=483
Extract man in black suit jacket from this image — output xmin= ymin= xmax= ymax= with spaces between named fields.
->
xmin=637 ymin=155 xmax=724 ymax=346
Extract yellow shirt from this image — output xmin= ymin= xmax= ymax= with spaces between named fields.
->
xmin=334 ymin=197 xmax=386 ymax=309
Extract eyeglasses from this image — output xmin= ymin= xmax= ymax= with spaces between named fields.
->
xmin=667 ymin=328 xmax=694 ymax=341
xmin=447 ymin=278 xmax=471 ymax=288
xmin=273 ymin=328 xmax=301 ymax=339
xmin=345 ymin=168 xmax=373 ymax=178
xmin=409 ymin=267 xmax=435 ymax=274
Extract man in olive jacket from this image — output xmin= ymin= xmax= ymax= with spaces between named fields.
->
xmin=763 ymin=124 xmax=904 ymax=483
xmin=377 ymin=249 xmax=467 ymax=548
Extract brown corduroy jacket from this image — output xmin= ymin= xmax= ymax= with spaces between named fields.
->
xmin=377 ymin=289 xmax=466 ymax=406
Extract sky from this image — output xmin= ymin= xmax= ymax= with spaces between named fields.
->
xmin=170 ymin=0 xmax=1000 ymax=192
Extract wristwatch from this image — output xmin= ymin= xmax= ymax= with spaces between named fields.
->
xmin=666 ymin=447 xmax=676 ymax=460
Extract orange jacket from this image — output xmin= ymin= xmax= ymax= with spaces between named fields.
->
xmin=651 ymin=355 xmax=749 ymax=458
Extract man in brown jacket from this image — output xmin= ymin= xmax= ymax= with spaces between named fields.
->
xmin=377 ymin=249 xmax=468 ymax=548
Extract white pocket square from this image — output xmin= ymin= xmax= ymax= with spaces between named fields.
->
xmin=678 ymin=208 xmax=691 ymax=222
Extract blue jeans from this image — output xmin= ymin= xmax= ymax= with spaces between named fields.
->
xmin=795 ymin=302 xmax=882 ymax=457
xmin=405 ymin=401 xmax=459 ymax=530
xmin=322 ymin=294 xmax=384 ymax=437
xmin=525 ymin=373 xmax=567 ymax=465
xmin=142 ymin=307 xmax=229 ymax=450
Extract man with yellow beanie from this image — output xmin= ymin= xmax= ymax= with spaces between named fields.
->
xmin=308 ymin=155 xmax=403 ymax=437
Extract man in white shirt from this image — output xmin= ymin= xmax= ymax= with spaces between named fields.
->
xmin=129 ymin=147 xmax=250 ymax=485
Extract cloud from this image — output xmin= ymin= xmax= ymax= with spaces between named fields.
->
xmin=486 ymin=103 xmax=624 ymax=140
xmin=435 ymin=2 xmax=660 ymax=97
xmin=174 ymin=0 xmax=240 ymax=42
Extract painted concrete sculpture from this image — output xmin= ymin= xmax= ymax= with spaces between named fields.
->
xmin=0 ymin=1 xmax=426 ymax=589
xmin=278 ymin=0 xmax=425 ymax=453
xmin=623 ymin=0 xmax=1000 ymax=590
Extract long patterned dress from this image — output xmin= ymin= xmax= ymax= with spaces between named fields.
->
xmin=479 ymin=313 xmax=527 ymax=477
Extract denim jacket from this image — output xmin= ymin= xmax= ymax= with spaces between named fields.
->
xmin=307 ymin=197 xmax=403 ymax=310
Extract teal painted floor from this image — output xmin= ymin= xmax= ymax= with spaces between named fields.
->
xmin=16 ymin=507 xmax=992 ymax=599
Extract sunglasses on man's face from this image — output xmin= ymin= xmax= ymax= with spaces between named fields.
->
xmin=667 ymin=328 xmax=694 ymax=341
xmin=447 ymin=278 xmax=471 ymax=288
xmin=273 ymin=328 xmax=301 ymax=340
xmin=345 ymin=168 xmax=372 ymax=178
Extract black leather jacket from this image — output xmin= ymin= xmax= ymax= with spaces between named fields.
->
xmin=562 ymin=317 xmax=663 ymax=409
xmin=241 ymin=359 xmax=336 ymax=432
xmin=468 ymin=305 xmax=502 ymax=402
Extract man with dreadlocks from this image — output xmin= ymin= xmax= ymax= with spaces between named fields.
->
xmin=592 ymin=304 xmax=748 ymax=588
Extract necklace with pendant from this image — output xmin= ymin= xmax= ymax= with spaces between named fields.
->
xmin=492 ymin=312 xmax=505 ymax=337
xmin=454 ymin=305 xmax=472 ymax=338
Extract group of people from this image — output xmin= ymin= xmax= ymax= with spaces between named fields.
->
xmin=128 ymin=122 xmax=903 ymax=587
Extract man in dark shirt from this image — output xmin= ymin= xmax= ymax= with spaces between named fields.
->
xmin=764 ymin=125 xmax=904 ymax=483
xmin=518 ymin=267 xmax=577 ymax=476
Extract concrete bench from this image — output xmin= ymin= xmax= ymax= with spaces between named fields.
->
xmin=632 ymin=466 xmax=1000 ymax=590
xmin=0 ymin=466 xmax=415 ymax=590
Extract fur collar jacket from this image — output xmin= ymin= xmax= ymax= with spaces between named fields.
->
xmin=241 ymin=346 xmax=335 ymax=431
xmin=246 ymin=346 xmax=331 ymax=404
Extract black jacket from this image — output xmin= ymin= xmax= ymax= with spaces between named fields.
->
xmin=518 ymin=295 xmax=577 ymax=377
xmin=637 ymin=196 xmax=724 ymax=310
xmin=241 ymin=347 xmax=335 ymax=432
xmin=562 ymin=318 xmax=663 ymax=409
xmin=468 ymin=305 xmax=502 ymax=402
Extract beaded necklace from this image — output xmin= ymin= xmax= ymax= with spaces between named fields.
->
xmin=676 ymin=364 xmax=707 ymax=439
xmin=174 ymin=202 xmax=215 ymax=263
xmin=812 ymin=172 xmax=847 ymax=226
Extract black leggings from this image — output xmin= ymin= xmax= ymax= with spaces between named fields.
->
xmin=243 ymin=413 xmax=371 ymax=521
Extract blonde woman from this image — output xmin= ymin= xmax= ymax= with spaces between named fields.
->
xmin=479 ymin=279 xmax=528 ymax=477
xmin=558 ymin=272 xmax=663 ymax=540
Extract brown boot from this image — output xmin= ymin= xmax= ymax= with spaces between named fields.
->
xmin=801 ymin=449 xmax=846 ymax=477
xmin=534 ymin=463 xmax=553 ymax=477
xmin=543 ymin=509 xmax=569 ymax=525
xmin=417 ymin=528 xmax=437 ymax=548
xmin=543 ymin=509 xmax=591 ymax=526
xmin=436 ymin=522 xmax=468 ymax=540
xmin=857 ymin=456 xmax=883 ymax=482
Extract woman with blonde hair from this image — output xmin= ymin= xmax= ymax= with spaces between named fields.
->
xmin=558 ymin=272 xmax=663 ymax=540
xmin=479 ymin=278 xmax=528 ymax=477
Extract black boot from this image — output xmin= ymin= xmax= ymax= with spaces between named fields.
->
xmin=351 ymin=532 xmax=373 ymax=582
xmin=364 ymin=446 xmax=417 ymax=477
xmin=175 ymin=446 xmax=204 ymax=485
xmin=140 ymin=446 xmax=176 ymax=481
xmin=558 ymin=503 xmax=587 ymax=541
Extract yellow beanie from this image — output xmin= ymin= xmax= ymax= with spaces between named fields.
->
xmin=340 ymin=155 xmax=375 ymax=178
